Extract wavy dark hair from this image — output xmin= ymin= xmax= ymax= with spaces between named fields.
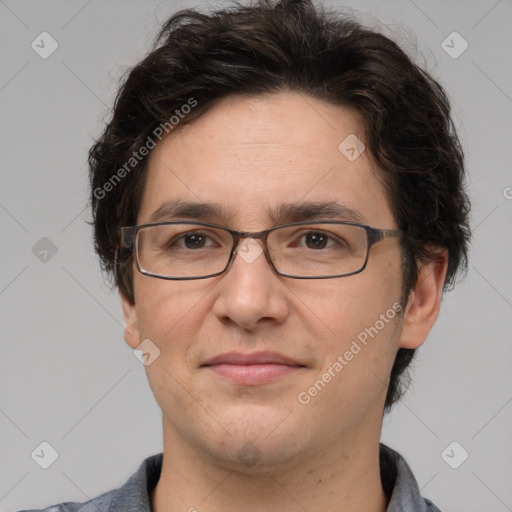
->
xmin=88 ymin=0 xmax=471 ymax=411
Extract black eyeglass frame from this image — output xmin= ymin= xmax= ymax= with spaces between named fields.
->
xmin=119 ymin=220 xmax=405 ymax=280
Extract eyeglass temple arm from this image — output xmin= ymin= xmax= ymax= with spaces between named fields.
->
xmin=368 ymin=227 xmax=405 ymax=245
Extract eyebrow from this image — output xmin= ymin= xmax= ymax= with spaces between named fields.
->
xmin=149 ymin=199 xmax=366 ymax=225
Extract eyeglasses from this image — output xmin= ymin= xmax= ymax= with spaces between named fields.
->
xmin=119 ymin=220 xmax=404 ymax=280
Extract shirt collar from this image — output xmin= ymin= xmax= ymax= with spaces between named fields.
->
xmin=380 ymin=444 xmax=441 ymax=512
xmin=105 ymin=445 xmax=440 ymax=512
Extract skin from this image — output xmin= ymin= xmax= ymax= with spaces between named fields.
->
xmin=121 ymin=91 xmax=447 ymax=512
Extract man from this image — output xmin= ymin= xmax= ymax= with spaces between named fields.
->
xmin=22 ymin=0 xmax=470 ymax=510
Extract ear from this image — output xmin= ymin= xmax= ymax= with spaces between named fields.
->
xmin=398 ymin=250 xmax=448 ymax=349
xmin=120 ymin=291 xmax=141 ymax=349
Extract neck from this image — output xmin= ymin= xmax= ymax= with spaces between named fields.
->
xmin=151 ymin=419 xmax=388 ymax=512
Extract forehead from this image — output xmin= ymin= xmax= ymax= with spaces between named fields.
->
xmin=138 ymin=92 xmax=395 ymax=228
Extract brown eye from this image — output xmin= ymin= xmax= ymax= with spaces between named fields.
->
xmin=182 ymin=233 xmax=208 ymax=249
xmin=304 ymin=232 xmax=329 ymax=249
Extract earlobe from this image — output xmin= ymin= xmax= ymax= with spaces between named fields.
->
xmin=398 ymin=251 xmax=448 ymax=349
xmin=120 ymin=292 xmax=141 ymax=349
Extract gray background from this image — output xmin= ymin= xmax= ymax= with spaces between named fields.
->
xmin=1 ymin=0 xmax=511 ymax=510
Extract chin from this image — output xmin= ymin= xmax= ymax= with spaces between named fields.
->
xmin=189 ymin=405 xmax=303 ymax=469
xmin=206 ymin=434 xmax=304 ymax=475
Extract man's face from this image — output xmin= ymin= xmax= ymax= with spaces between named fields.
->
xmin=122 ymin=92 xmax=407 ymax=470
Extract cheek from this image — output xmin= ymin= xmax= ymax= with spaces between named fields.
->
xmin=305 ymin=257 xmax=404 ymax=400
xmin=316 ymin=262 xmax=403 ymax=345
xmin=134 ymin=272 xmax=200 ymax=336
xmin=303 ymin=312 xmax=402 ymax=427
xmin=134 ymin=279 xmax=204 ymax=411
xmin=132 ymin=279 xmax=194 ymax=378
xmin=133 ymin=276 xmax=219 ymax=380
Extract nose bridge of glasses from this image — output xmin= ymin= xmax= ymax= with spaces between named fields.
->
xmin=230 ymin=227 xmax=268 ymax=249
xmin=226 ymin=228 xmax=274 ymax=271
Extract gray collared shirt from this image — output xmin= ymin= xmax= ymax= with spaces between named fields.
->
xmin=19 ymin=444 xmax=441 ymax=512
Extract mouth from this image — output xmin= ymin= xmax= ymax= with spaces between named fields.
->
xmin=200 ymin=351 xmax=306 ymax=386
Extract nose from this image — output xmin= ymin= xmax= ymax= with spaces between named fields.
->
xmin=211 ymin=238 xmax=289 ymax=331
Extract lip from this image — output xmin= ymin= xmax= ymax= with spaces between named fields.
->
xmin=202 ymin=351 xmax=303 ymax=366
xmin=201 ymin=351 xmax=306 ymax=386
